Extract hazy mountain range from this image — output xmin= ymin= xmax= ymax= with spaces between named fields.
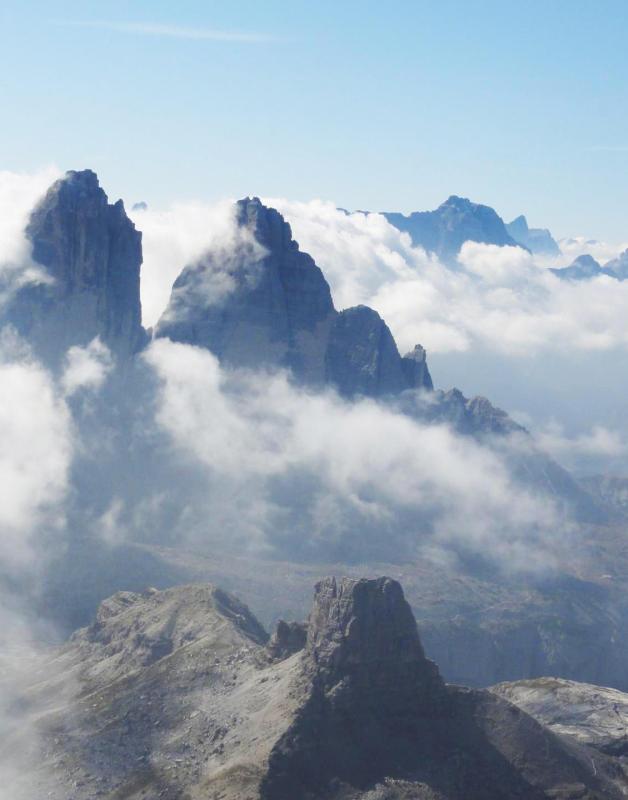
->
xmin=3 ymin=169 xmax=628 ymax=798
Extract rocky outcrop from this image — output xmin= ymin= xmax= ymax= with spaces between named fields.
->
xmin=383 ymin=196 xmax=522 ymax=264
xmin=325 ymin=306 xmax=413 ymax=397
xmin=263 ymin=577 xmax=623 ymax=799
xmin=9 ymin=578 xmax=626 ymax=799
xmin=506 ymin=215 xmax=561 ymax=256
xmin=491 ymin=677 xmax=628 ymax=757
xmin=401 ymin=343 xmax=434 ymax=391
xmin=267 ymin=619 xmax=307 ymax=661
xmin=155 ymin=196 xmax=336 ymax=384
xmin=156 ymin=197 xmax=433 ymax=398
xmin=2 ymin=169 xmax=146 ymax=363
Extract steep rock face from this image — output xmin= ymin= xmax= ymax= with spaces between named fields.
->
xmin=325 ymin=306 xmax=413 ymax=397
xmin=157 ymin=197 xmax=433 ymax=398
xmin=401 ymin=343 xmax=434 ymax=391
xmin=2 ymin=169 xmax=145 ymax=363
xmin=383 ymin=196 xmax=521 ymax=263
xmin=506 ymin=215 xmax=561 ymax=256
xmin=155 ymin=196 xmax=336 ymax=384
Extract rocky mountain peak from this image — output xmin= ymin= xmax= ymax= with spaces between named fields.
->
xmin=305 ymin=576 xmax=437 ymax=685
xmin=1 ymin=169 xmax=146 ymax=363
xmin=157 ymin=199 xmax=433 ymax=398
xmin=235 ymin=195 xmax=296 ymax=253
xmin=402 ymin=343 xmax=434 ymax=390
xmin=383 ymin=195 xmax=521 ymax=263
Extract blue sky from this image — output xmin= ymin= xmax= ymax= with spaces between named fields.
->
xmin=2 ymin=0 xmax=628 ymax=239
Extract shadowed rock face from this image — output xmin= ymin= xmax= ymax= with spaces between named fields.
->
xmin=157 ymin=197 xmax=433 ymax=398
xmin=305 ymin=576 xmax=442 ymax=698
xmin=325 ymin=306 xmax=413 ymax=398
xmin=2 ymin=169 xmax=145 ymax=363
xmin=261 ymin=577 xmax=621 ymax=800
xmin=155 ymin=196 xmax=337 ymax=384
xmin=8 ymin=578 xmax=625 ymax=799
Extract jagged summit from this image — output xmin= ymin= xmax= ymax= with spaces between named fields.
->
xmin=1 ymin=168 xmax=145 ymax=363
xmin=305 ymin=576 xmax=441 ymax=696
xmin=383 ymin=195 xmax=521 ymax=263
xmin=156 ymin=196 xmax=433 ymax=398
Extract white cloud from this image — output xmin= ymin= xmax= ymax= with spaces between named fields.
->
xmin=0 ymin=167 xmax=61 ymax=309
xmin=144 ymin=338 xmax=566 ymax=569
xmin=62 ymin=338 xmax=113 ymax=396
xmin=130 ymin=199 xmax=267 ymax=328
xmin=0 ymin=334 xmax=72 ymax=567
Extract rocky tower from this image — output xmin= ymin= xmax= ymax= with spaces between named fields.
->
xmin=262 ymin=577 xmax=447 ymax=797
xmin=157 ymin=197 xmax=433 ymax=398
xmin=304 ymin=576 xmax=443 ymax=702
xmin=3 ymin=169 xmax=145 ymax=363
xmin=156 ymin=196 xmax=337 ymax=384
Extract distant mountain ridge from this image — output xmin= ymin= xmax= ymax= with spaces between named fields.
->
xmin=506 ymin=214 xmax=561 ymax=256
xmin=552 ymin=249 xmax=628 ymax=281
xmin=383 ymin=195 xmax=522 ymax=263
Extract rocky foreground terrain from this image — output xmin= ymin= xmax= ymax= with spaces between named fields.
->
xmin=4 ymin=576 xmax=627 ymax=800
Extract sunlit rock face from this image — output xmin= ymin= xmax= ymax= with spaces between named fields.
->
xmin=156 ymin=196 xmax=433 ymax=398
xmin=2 ymin=169 xmax=146 ymax=363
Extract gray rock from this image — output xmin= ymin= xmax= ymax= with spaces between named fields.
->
xmin=401 ymin=343 xmax=433 ymax=390
xmin=9 ymin=578 xmax=625 ymax=799
xmin=155 ymin=196 xmax=336 ymax=384
xmin=2 ymin=169 xmax=146 ymax=363
xmin=157 ymin=198 xmax=431 ymax=399
xmin=491 ymin=677 xmax=628 ymax=756
xmin=267 ymin=620 xmax=307 ymax=661
xmin=325 ymin=305 xmax=411 ymax=398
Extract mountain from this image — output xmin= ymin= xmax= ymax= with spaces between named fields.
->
xmin=155 ymin=196 xmax=433 ymax=398
xmin=506 ymin=215 xmax=561 ymax=256
xmin=491 ymin=677 xmax=628 ymax=757
xmin=551 ymin=254 xmax=605 ymax=281
xmin=6 ymin=577 xmax=624 ymax=799
xmin=604 ymin=248 xmax=628 ymax=280
xmin=1 ymin=169 xmax=146 ymax=364
xmin=383 ymin=196 xmax=522 ymax=263
xmin=552 ymin=251 xmax=628 ymax=282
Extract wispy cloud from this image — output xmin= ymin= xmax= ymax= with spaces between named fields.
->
xmin=56 ymin=20 xmax=273 ymax=43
